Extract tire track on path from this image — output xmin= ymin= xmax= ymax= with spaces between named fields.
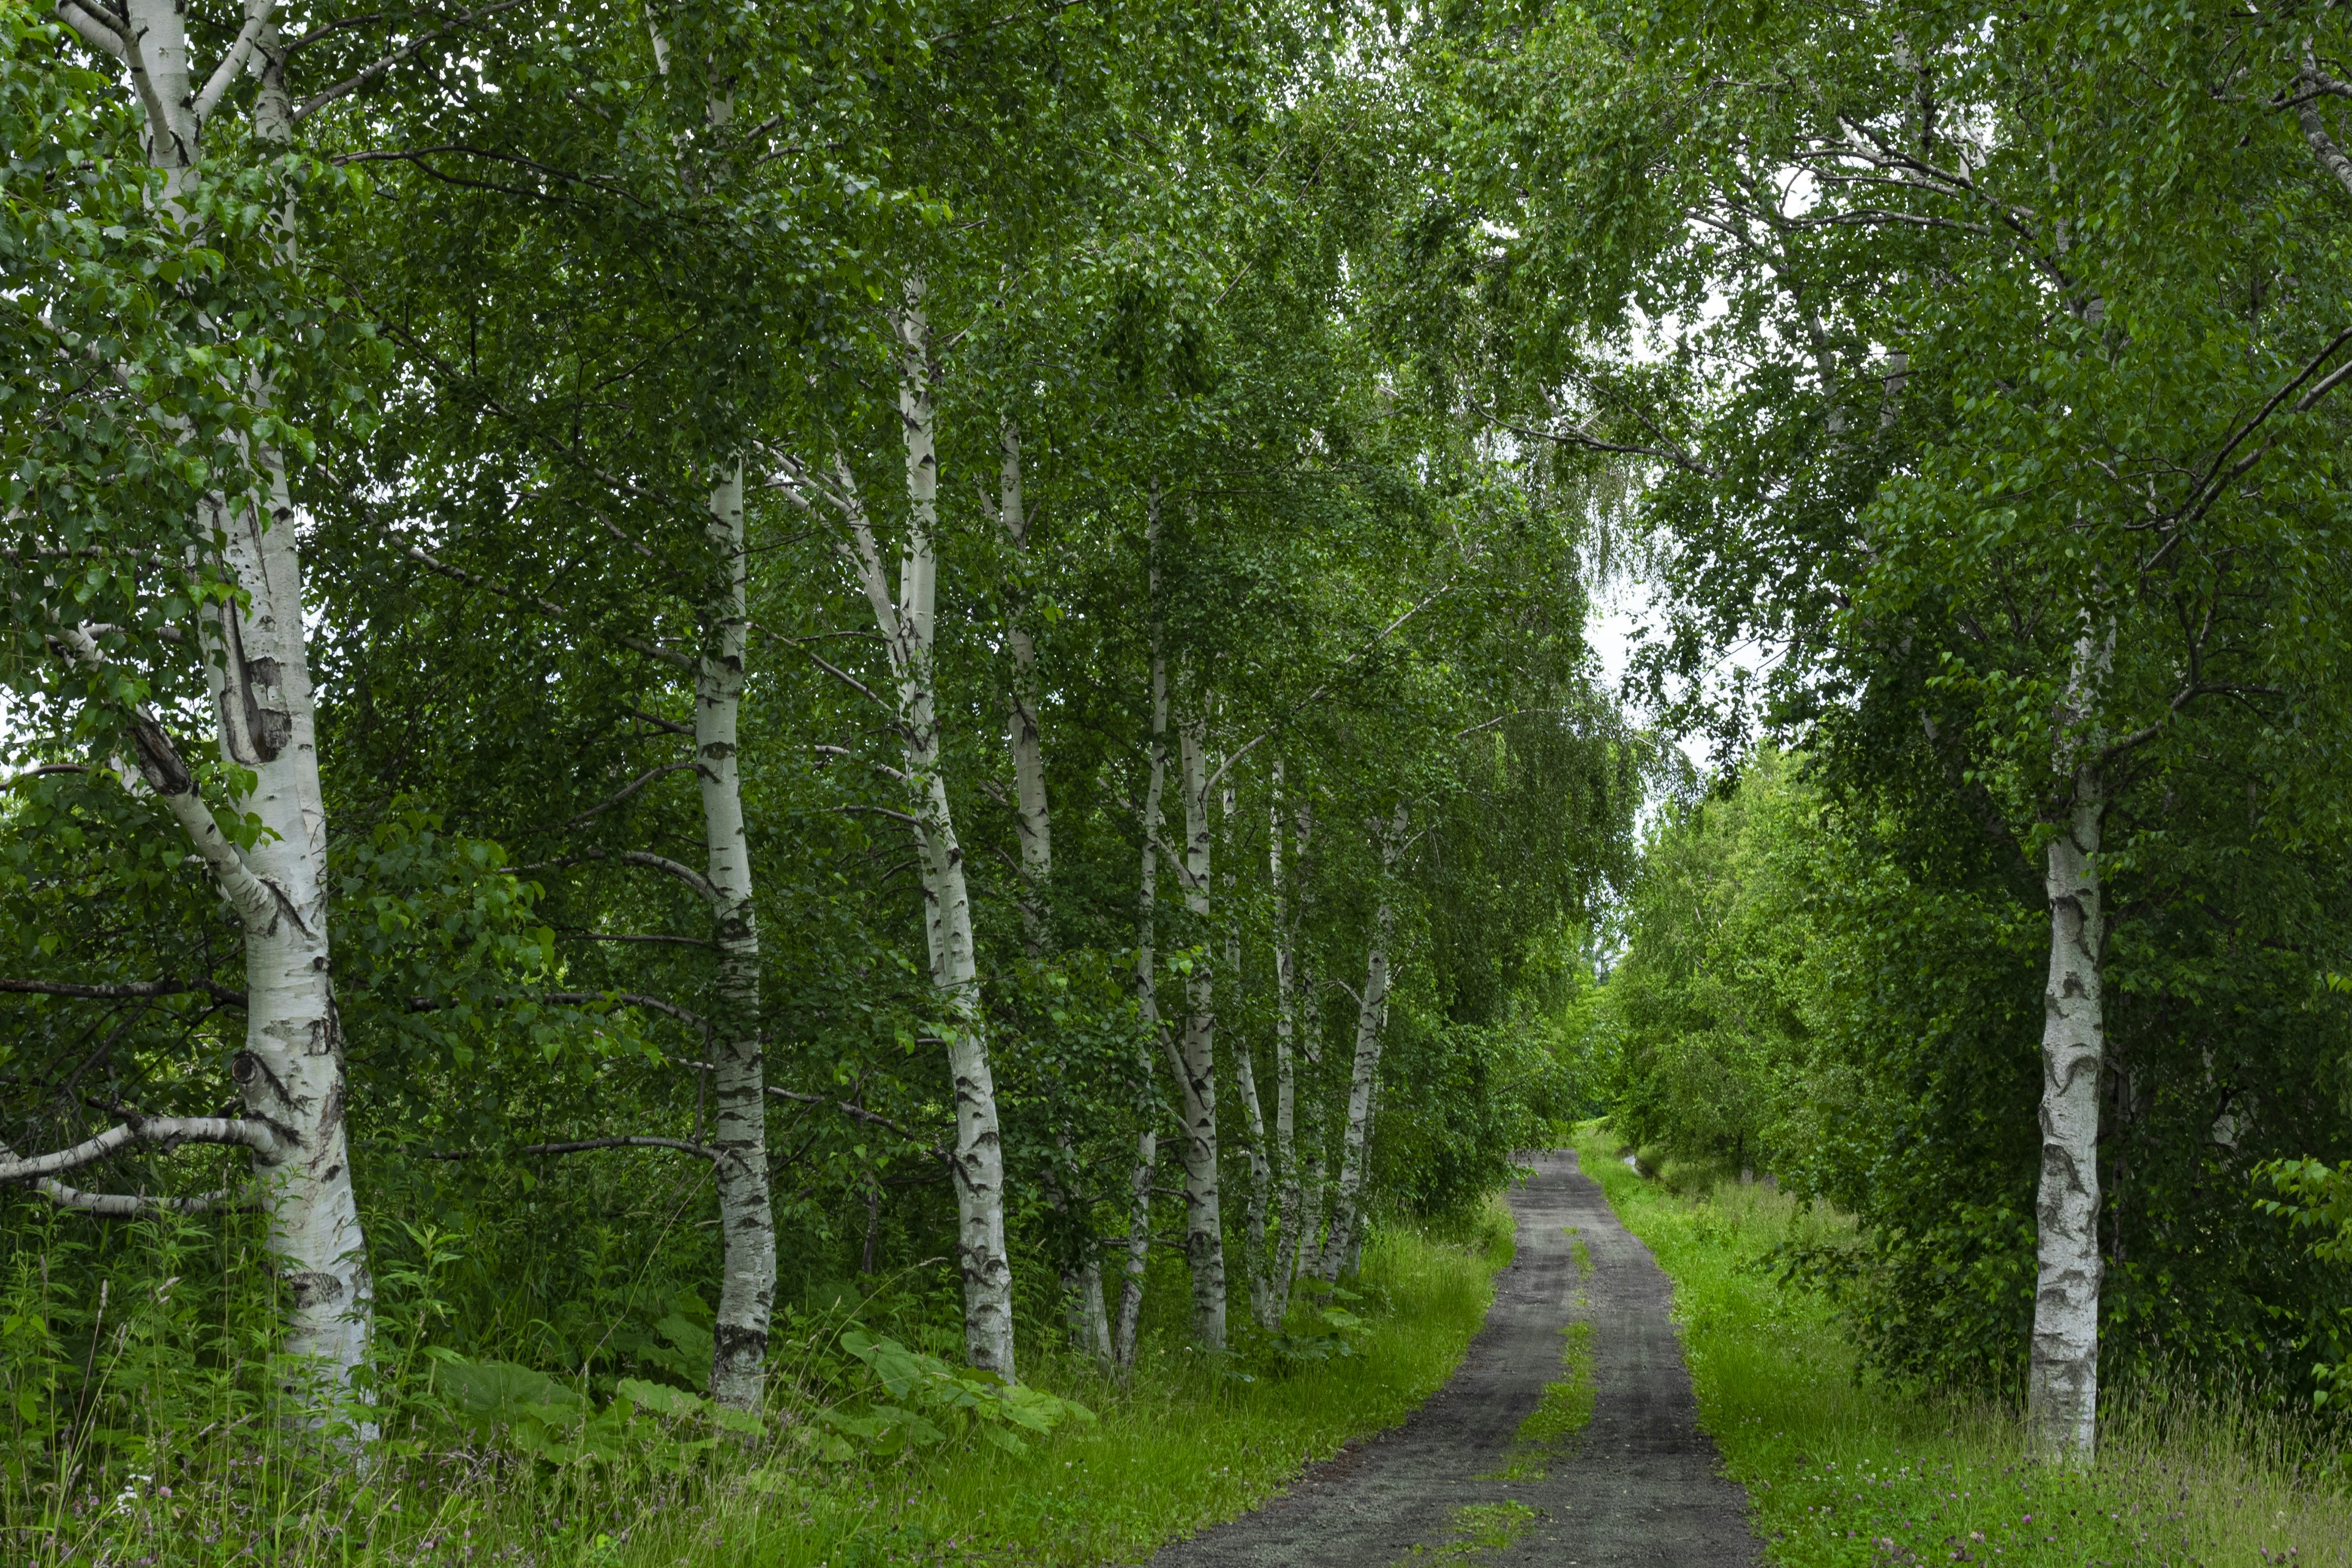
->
xmin=1140 ymin=1148 xmax=1758 ymax=1567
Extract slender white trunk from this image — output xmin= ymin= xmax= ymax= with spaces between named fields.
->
xmin=1114 ymin=503 xmax=1168 ymax=1370
xmin=2029 ymin=772 xmax=2106 ymax=1462
xmin=100 ymin=5 xmax=373 ymax=1401
xmin=1267 ymin=766 xmax=1304 ymax=1322
xmin=996 ymin=421 xmax=1109 ymax=1362
xmin=1225 ymin=771 xmax=1275 ymax=1331
xmin=1320 ymin=807 xmax=1404 ymax=1281
xmin=1291 ymin=803 xmax=1327 ymax=1285
xmin=835 ymin=277 xmax=1013 ymax=1377
xmin=698 ymin=464 xmax=774 ymax=1409
xmin=1175 ymin=702 xmax=1226 ymax=1351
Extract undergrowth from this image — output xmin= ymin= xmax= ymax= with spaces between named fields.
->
xmin=1 ymin=1193 xmax=1514 ymax=1567
xmin=1570 ymin=1126 xmax=2352 ymax=1568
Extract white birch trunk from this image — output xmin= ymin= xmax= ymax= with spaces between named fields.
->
xmin=1319 ymin=807 xmax=1404 ymax=1281
xmin=698 ymin=464 xmax=775 ymax=1409
xmin=1114 ymin=503 xmax=1169 ymax=1370
xmin=1175 ymin=703 xmax=1226 ymax=1350
xmin=1224 ymin=771 xmax=1275 ymax=1331
xmin=1291 ymin=802 xmax=1329 ymax=1286
xmin=831 ymin=277 xmax=1013 ymax=1378
xmin=1267 ymin=766 xmax=1303 ymax=1322
xmin=80 ymin=1 xmax=374 ymax=1403
xmin=996 ymin=421 xmax=1109 ymax=1362
xmin=2028 ymin=773 xmax=2106 ymax=1462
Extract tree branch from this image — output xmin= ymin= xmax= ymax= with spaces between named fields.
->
xmin=0 ymin=978 xmax=246 ymax=1006
xmin=547 ymin=763 xmax=698 ymax=832
xmin=193 ymin=0 xmax=281 ymax=127
xmin=0 ymin=1116 xmax=281 ymax=1183
xmin=291 ymin=0 xmax=533 ymax=123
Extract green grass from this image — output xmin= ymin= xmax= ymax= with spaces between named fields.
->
xmin=1488 ymin=1224 xmax=1595 ymax=1482
xmin=1570 ymin=1126 xmax=2352 ymax=1568
xmin=1396 ymin=1500 xmax=1540 ymax=1562
xmin=21 ymin=1199 xmax=1513 ymax=1568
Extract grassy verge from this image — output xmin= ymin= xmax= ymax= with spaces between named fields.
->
xmin=1568 ymin=1127 xmax=2352 ymax=1568
xmin=23 ymin=1200 xmax=1513 ymax=1568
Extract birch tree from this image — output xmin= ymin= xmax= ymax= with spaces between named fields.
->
xmin=6 ymin=0 xmax=440 ymax=1404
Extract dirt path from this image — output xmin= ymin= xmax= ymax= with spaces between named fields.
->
xmin=1141 ymin=1149 xmax=1758 ymax=1567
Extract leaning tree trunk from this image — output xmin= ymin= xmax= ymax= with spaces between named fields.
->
xmin=1114 ymin=503 xmax=1170 ymax=1371
xmin=697 ymin=463 xmax=776 ymax=1410
xmin=832 ymin=277 xmax=1014 ymax=1378
xmin=1224 ymin=770 xmax=1276 ymax=1332
xmin=1175 ymin=703 xmax=1227 ymax=1351
xmin=1291 ymin=812 xmax=1330 ymax=1286
xmin=998 ymin=421 xmax=1109 ymax=1362
xmin=2028 ymin=771 xmax=2107 ymax=1462
xmin=1320 ymin=807 xmax=1404 ymax=1282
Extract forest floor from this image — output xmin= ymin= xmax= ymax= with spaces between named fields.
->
xmin=1140 ymin=1147 xmax=1757 ymax=1567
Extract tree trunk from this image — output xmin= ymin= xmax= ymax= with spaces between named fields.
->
xmin=834 ymin=276 xmax=1014 ymax=1378
xmin=1290 ymin=799 xmax=1328 ymax=1287
xmin=208 ymin=474 xmax=373 ymax=1406
xmin=1175 ymin=702 xmax=1227 ymax=1351
xmin=997 ymin=421 xmax=1110 ymax=1362
xmin=698 ymin=463 xmax=775 ymax=1410
xmin=2028 ymin=774 xmax=2106 ymax=1463
xmin=1225 ymin=771 xmax=1275 ymax=1332
xmin=1267 ymin=766 xmax=1306 ymax=1322
xmin=1320 ymin=806 xmax=1404 ymax=1281
xmin=108 ymin=6 xmax=374 ymax=1404
xmin=1114 ymin=495 xmax=1169 ymax=1371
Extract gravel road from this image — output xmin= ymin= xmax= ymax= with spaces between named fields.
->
xmin=1140 ymin=1148 xmax=1759 ymax=1567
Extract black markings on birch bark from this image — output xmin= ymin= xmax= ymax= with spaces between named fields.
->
xmin=1268 ymin=767 xmax=1309 ymax=1319
xmin=698 ymin=462 xmax=776 ymax=1411
xmin=1175 ymin=695 xmax=1227 ymax=1351
xmin=1114 ymin=487 xmax=1168 ymax=1372
xmin=2028 ymin=627 xmax=2112 ymax=1464
xmin=74 ymin=1 xmax=382 ymax=1411
xmin=1320 ymin=805 xmax=1405 ymax=1281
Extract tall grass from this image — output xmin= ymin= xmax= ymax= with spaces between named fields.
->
xmin=1571 ymin=1127 xmax=2352 ymax=1568
xmin=4 ymin=1197 xmax=1513 ymax=1567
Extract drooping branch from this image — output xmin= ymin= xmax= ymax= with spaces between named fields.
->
xmin=290 ymin=0 xmax=533 ymax=123
xmin=0 ymin=978 xmax=247 ymax=1006
xmin=1210 ymin=584 xmax=1455 ymax=791
xmin=407 ymin=546 xmax=692 ymax=670
xmin=0 ymin=1116 xmax=281 ymax=1184
xmin=54 ymin=628 xmax=284 ymax=935
xmin=417 ymin=1136 xmax=718 ymax=1163
xmin=0 ymin=1145 xmax=258 ymax=1219
xmin=548 ymin=762 xmax=698 ymax=832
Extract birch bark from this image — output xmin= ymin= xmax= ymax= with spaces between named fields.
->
xmin=1267 ymin=765 xmax=1305 ymax=1319
xmin=996 ymin=421 xmax=1110 ymax=1362
xmin=1319 ymin=806 xmax=1404 ymax=1281
xmin=697 ymin=464 xmax=775 ymax=1409
xmin=1289 ymin=801 xmax=1327 ymax=1286
xmin=1175 ymin=699 xmax=1227 ymax=1350
xmin=2024 ymin=619 xmax=2115 ymax=1463
xmin=78 ymin=0 xmax=375 ymax=1402
xmin=1225 ymin=771 xmax=1275 ymax=1331
xmin=1113 ymin=493 xmax=1169 ymax=1370
xmin=834 ymin=276 xmax=1017 ymax=1378
xmin=2029 ymin=767 xmax=2106 ymax=1461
